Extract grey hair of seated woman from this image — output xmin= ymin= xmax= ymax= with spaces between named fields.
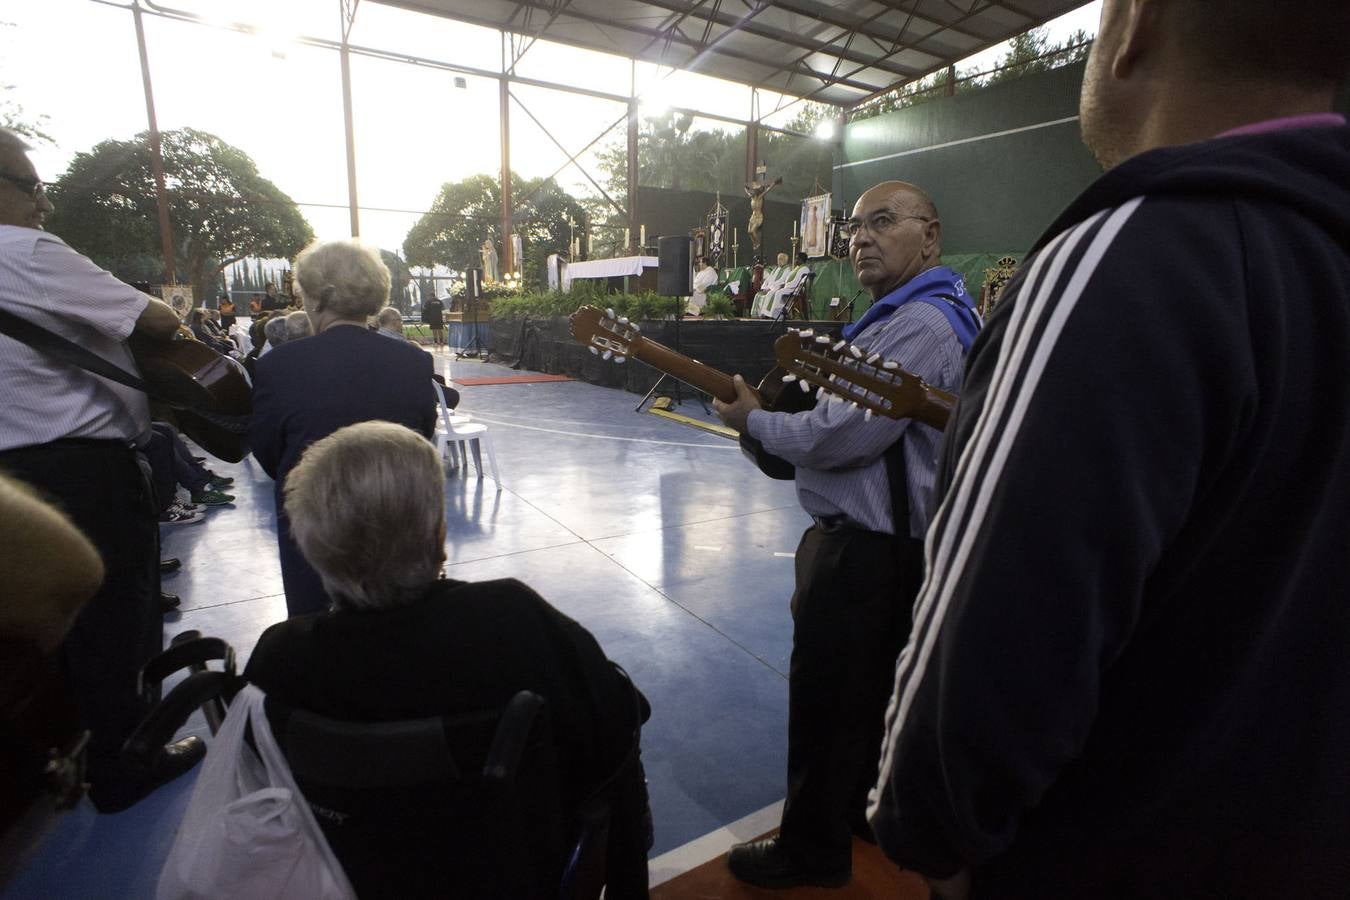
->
xmin=263 ymin=315 xmax=289 ymax=348
xmin=283 ymin=310 xmax=314 ymax=341
xmin=283 ymin=421 xmax=446 ymax=612
xmin=292 ymin=239 xmax=391 ymax=334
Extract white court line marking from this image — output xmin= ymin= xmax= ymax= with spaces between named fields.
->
xmin=648 ymin=800 xmax=785 ymax=888
xmin=467 ymin=414 xmax=737 ymax=449
xmin=773 ymin=552 xmax=795 ymax=558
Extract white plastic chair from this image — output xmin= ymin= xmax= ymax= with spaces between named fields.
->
xmin=432 ymin=380 xmax=501 ymax=490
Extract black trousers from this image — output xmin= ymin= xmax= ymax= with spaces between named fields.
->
xmin=0 ymin=440 xmax=161 ymax=795
xmin=778 ymin=523 xmax=924 ymax=868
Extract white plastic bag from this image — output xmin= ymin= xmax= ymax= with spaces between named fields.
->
xmin=156 ymin=684 xmax=356 ymax=900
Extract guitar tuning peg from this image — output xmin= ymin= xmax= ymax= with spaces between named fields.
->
xmin=848 ymin=344 xmax=864 ymax=359
xmin=815 ymin=335 xmax=831 ymax=344
xmin=618 ymin=316 xmax=630 ymax=325
xmin=799 ymin=328 xmax=814 ymax=338
xmin=832 ymin=339 xmax=847 ymax=352
xmin=615 ymin=355 xmax=626 ymax=364
xmin=866 ymin=352 xmax=881 ymax=364
xmin=602 ymin=349 xmax=613 ymax=361
xmin=864 ymin=408 xmax=873 ymax=421
xmin=787 ymin=327 xmax=799 ymax=334
xmin=606 ymin=308 xmax=616 ymax=319
xmin=781 ymin=373 xmax=798 ymax=383
xmin=799 ymin=378 xmax=811 ymax=392
xmin=882 ymin=360 xmax=899 ymax=370
xmin=815 ymin=385 xmax=825 ymax=399
xmin=631 ymin=323 xmax=641 ymax=332
xmin=589 ymin=346 xmax=599 ymax=356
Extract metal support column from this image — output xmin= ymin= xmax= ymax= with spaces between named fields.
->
xmin=131 ymin=1 xmax=176 ymax=285
xmin=746 ymin=89 xmax=759 ymax=184
xmin=627 ymin=94 xmax=638 ymax=251
xmin=499 ymin=74 xmax=513 ymax=275
xmin=340 ymin=0 xmax=361 ymax=238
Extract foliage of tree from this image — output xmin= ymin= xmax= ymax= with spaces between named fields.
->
xmin=45 ymin=128 xmax=313 ymax=303
xmin=402 ymin=172 xmax=589 ymax=291
xmin=851 ymin=26 xmax=1092 ymax=122
xmin=379 ymin=249 xmax=414 ymax=314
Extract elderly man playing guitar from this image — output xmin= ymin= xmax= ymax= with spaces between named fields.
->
xmin=713 ymin=180 xmax=980 ymax=890
xmin=0 ymin=127 xmax=206 ymax=813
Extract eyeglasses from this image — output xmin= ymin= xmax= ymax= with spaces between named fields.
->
xmin=844 ymin=213 xmax=932 ymax=238
xmin=0 ymin=172 xmax=44 ymax=201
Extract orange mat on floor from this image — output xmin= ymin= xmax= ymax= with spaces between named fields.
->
xmin=453 ymin=374 xmax=573 ymax=385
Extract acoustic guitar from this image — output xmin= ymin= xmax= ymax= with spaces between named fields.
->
xmin=771 ymin=328 xmax=955 ymax=430
xmin=569 ymin=306 xmax=954 ymax=429
xmin=569 ymin=305 xmax=814 ymax=415
xmin=130 ymin=336 xmax=253 ymax=463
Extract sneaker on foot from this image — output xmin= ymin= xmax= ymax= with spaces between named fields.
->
xmin=190 ymin=489 xmax=235 ymax=506
xmin=205 ymin=472 xmax=234 ymax=488
xmin=159 ymin=502 xmax=204 ymax=525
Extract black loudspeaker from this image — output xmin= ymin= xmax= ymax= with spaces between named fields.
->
xmin=465 ymin=267 xmax=483 ymax=301
xmin=657 ymin=236 xmax=693 ymax=297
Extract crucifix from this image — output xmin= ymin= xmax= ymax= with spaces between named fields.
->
xmin=744 ymin=162 xmax=782 ymax=253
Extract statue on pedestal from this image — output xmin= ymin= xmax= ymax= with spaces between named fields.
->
xmin=480 ymin=239 xmax=499 ymax=283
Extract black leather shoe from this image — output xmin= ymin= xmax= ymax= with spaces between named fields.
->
xmin=89 ymin=736 xmax=206 ymax=813
xmin=159 ymin=557 xmax=182 ymax=574
xmin=160 ymin=592 xmax=181 ymax=613
xmin=727 ymin=837 xmax=850 ymax=889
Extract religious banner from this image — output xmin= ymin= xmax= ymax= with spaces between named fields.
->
xmin=706 ymin=195 xmax=728 ymax=266
xmin=162 ymin=284 xmax=194 ymax=319
xmin=800 ymin=193 xmax=830 ymax=258
xmin=827 ymin=214 xmax=851 ymax=259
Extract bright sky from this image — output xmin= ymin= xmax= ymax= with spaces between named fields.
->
xmin=3 ymin=0 xmax=1101 ymax=254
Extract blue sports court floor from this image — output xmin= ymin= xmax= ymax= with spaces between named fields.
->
xmin=4 ymin=348 xmax=818 ymax=897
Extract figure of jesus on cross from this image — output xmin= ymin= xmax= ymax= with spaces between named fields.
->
xmin=744 ymin=162 xmax=782 ymax=252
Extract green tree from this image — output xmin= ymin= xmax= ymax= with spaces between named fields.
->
xmin=45 ymin=128 xmax=313 ymax=303
xmin=403 ymin=172 xmax=589 ymax=289
xmin=379 ymin=249 xmax=413 ymax=314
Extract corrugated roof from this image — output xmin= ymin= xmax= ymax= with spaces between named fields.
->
xmin=377 ymin=0 xmax=1092 ymax=108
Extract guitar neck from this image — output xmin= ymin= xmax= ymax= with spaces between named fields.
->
xmin=630 ymin=335 xmax=746 ymax=404
xmin=914 ymin=389 xmax=955 ymax=430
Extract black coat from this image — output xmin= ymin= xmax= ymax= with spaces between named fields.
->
xmin=249 ymin=324 xmax=437 ymax=616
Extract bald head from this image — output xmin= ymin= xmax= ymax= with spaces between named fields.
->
xmin=848 ymin=181 xmax=942 ymax=300
xmin=0 ymin=127 xmax=53 ymax=230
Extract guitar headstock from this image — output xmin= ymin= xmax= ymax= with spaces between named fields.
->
xmin=569 ymin=305 xmax=641 ymax=363
xmin=772 ymin=329 xmax=933 ymax=421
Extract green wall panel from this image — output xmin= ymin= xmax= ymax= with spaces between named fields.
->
xmin=838 ymin=61 xmax=1102 ymax=255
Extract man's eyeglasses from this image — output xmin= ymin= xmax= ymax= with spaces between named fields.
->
xmin=844 ymin=213 xmax=932 ymax=238
xmin=0 ymin=172 xmax=45 ymax=200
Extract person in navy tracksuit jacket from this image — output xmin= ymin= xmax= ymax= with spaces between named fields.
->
xmin=868 ymin=1 xmax=1350 ymax=897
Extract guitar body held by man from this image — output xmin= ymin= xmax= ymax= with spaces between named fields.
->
xmin=712 ymin=180 xmax=981 ymax=890
xmin=0 ymin=126 xmax=206 ymax=813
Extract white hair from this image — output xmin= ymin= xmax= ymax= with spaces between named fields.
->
xmin=263 ymin=316 xmax=289 ymax=347
xmin=283 ymin=421 xmax=445 ymax=611
xmin=377 ymin=306 xmax=403 ymax=329
xmin=293 ymin=240 xmax=391 ymax=321
xmin=284 ymin=310 xmax=314 ymax=341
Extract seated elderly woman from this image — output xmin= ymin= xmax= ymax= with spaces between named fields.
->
xmin=243 ymin=422 xmax=652 ymax=898
xmin=249 ymin=240 xmax=437 ymax=618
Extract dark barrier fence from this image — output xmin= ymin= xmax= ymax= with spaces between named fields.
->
xmin=489 ymin=316 xmax=842 ymax=397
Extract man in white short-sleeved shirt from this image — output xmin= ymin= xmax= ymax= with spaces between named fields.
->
xmin=0 ymin=127 xmax=204 ymax=813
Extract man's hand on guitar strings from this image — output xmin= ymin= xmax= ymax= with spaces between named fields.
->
xmin=712 ymin=374 xmax=761 ymax=435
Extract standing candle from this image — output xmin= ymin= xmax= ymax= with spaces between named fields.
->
xmin=625 ymin=230 xmax=631 ymax=250
xmin=792 ymin=217 xmax=798 ymax=238
xmin=640 ymin=224 xmax=646 ymax=247
xmin=587 ymin=233 xmax=592 ymax=256
xmin=733 ymin=227 xmax=738 ymax=246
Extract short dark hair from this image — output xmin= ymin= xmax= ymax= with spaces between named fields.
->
xmin=1173 ymin=1 xmax=1350 ymax=85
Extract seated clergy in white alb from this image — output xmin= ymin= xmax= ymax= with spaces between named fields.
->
xmin=750 ymin=252 xmax=791 ymax=316
xmin=687 ymin=256 xmax=718 ymax=316
xmin=763 ymin=254 xmax=811 ymax=319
